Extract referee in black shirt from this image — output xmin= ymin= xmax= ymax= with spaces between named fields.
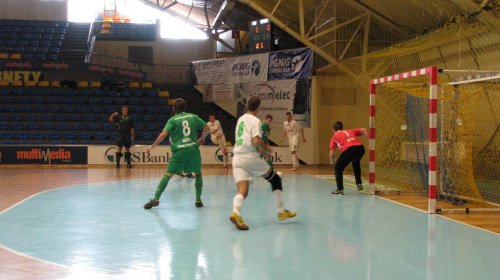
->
xmin=109 ymin=106 xmax=135 ymax=168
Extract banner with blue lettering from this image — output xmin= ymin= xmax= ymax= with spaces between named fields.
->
xmin=226 ymin=54 xmax=268 ymax=84
xmin=268 ymin=48 xmax=312 ymax=80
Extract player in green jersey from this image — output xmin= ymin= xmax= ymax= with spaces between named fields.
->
xmin=143 ymin=98 xmax=209 ymax=209
xmin=259 ymin=114 xmax=274 ymax=167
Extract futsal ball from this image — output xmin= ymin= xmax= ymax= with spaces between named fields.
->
xmin=276 ymin=171 xmax=284 ymax=179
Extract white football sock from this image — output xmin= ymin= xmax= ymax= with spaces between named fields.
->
xmin=233 ymin=193 xmax=244 ymax=215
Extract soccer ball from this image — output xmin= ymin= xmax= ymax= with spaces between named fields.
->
xmin=276 ymin=171 xmax=284 ymax=179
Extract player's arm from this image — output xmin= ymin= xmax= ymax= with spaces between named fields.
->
xmin=109 ymin=112 xmax=118 ymax=122
xmin=360 ymin=128 xmax=368 ymax=138
xmin=147 ymin=131 xmax=168 ymax=152
xmin=329 ymin=149 xmax=336 ymax=164
xmin=300 ymin=127 xmax=306 ymax=143
xmin=198 ymin=124 xmax=210 ymax=144
xmin=280 ymin=129 xmax=286 ymax=142
xmin=253 ymin=135 xmax=268 ymax=154
xmin=130 ymin=127 xmax=135 ymax=141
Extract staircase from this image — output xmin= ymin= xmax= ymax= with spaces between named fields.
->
xmin=161 ymin=85 xmax=237 ymax=144
xmin=59 ymin=22 xmax=92 ymax=62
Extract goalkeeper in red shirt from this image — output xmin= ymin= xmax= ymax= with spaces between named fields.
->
xmin=329 ymin=121 xmax=367 ymax=195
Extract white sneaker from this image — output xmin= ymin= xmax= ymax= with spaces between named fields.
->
xmin=291 ymin=166 xmax=297 ymax=171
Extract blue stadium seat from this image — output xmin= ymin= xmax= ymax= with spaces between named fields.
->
xmin=53 ymin=34 xmax=64 ymax=40
xmin=128 ymin=99 xmax=139 ymax=105
xmin=101 ymin=123 xmax=114 ymax=131
xmin=22 ymin=53 xmax=33 ymax=60
xmin=39 ymin=115 xmax=52 ymax=121
xmin=75 ymin=107 xmax=87 ymax=113
xmin=142 ymin=99 xmax=153 ymax=105
xmin=74 ymin=98 xmax=85 ymax=104
xmin=52 ymin=89 xmax=64 ymax=96
xmin=69 ymin=115 xmax=81 ymax=122
xmin=141 ymin=115 xmax=152 ymax=122
xmin=5 ymin=97 xmax=16 ymax=103
xmin=98 ymin=115 xmax=109 ymax=122
xmin=47 ymin=97 xmax=58 ymax=104
xmin=19 ymin=106 xmax=31 ymax=113
xmin=81 ymin=91 xmax=90 ymax=97
xmin=48 ymin=106 xmax=60 ymax=113
xmin=90 ymin=107 xmax=102 ymax=113
xmin=132 ymin=107 xmax=143 ymax=114
xmin=55 ymin=27 xmax=66 ymax=33
xmin=0 ymin=89 xmax=10 ymax=95
xmin=159 ymin=107 xmax=171 ymax=114
xmin=145 ymin=91 xmax=157 ymax=97
xmin=11 ymin=123 xmax=24 ymax=130
xmin=86 ymin=123 xmax=98 ymax=130
xmin=48 ymin=132 xmax=61 ymax=140
xmin=139 ymin=133 xmax=152 ymax=140
xmin=42 ymin=34 xmax=52 ymax=40
xmin=157 ymin=99 xmax=167 ymax=105
xmin=107 ymin=91 xmax=117 ymax=97
xmin=16 ymin=132 xmax=30 ymax=140
xmin=66 ymin=140 xmax=78 ymax=144
xmin=55 ymin=114 xmax=66 ymax=121
xmin=114 ymin=99 xmax=125 ymax=105
xmin=63 ymin=132 xmax=76 ymax=140
xmin=56 ymin=123 xmax=69 ymax=130
xmin=130 ymin=115 xmax=138 ymax=122
xmin=109 ymin=132 xmax=118 ymax=140
xmin=9 ymin=115 xmax=22 ymax=122
xmin=24 ymin=114 xmax=37 ymax=121
xmin=155 ymin=115 xmax=168 ymax=123
xmin=46 ymin=54 xmax=58 ymax=60
xmin=0 ymin=123 xmax=8 ymax=130
xmin=105 ymin=107 xmax=116 ymax=113
xmin=41 ymin=123 xmax=54 ymax=130
xmin=71 ymin=123 xmax=84 ymax=130
xmin=61 ymin=98 xmax=71 ymax=104
xmin=132 ymin=91 xmax=143 ymax=97
xmin=66 ymin=89 xmax=77 ymax=96
xmin=26 ymin=123 xmax=39 ymax=130
xmin=19 ymin=97 xmax=30 ymax=104
xmin=32 ymin=98 xmax=44 ymax=104
xmin=0 ymin=131 xmax=14 ymax=139
xmin=49 ymin=140 xmax=62 ymax=145
xmin=88 ymin=98 xmax=99 ymax=105
xmin=5 ymin=106 xmax=17 ymax=112
xmin=119 ymin=91 xmax=131 ymax=97
xmin=134 ymin=124 xmax=143 ymax=131
xmin=78 ymin=132 xmax=92 ymax=140
xmin=83 ymin=115 xmax=95 ymax=122
xmin=47 ymin=22 xmax=58 ymax=27
xmin=45 ymin=28 xmax=55 ymax=34
xmin=62 ymin=107 xmax=74 ymax=113
xmin=102 ymin=99 xmax=112 ymax=105
xmin=145 ymin=124 xmax=157 ymax=131
xmin=32 ymin=132 xmax=45 ymax=139
xmin=22 ymin=27 xmax=33 ymax=33
xmin=146 ymin=107 xmax=157 ymax=114
xmin=97 ymin=140 xmax=111 ymax=145
xmin=94 ymin=132 xmax=107 ymax=140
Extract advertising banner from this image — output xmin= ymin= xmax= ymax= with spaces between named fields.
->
xmin=268 ymin=48 xmax=312 ymax=80
xmin=191 ymin=58 xmax=226 ymax=85
xmin=203 ymin=83 xmax=236 ymax=102
xmin=235 ymin=79 xmax=310 ymax=127
xmin=225 ymin=53 xmax=268 ymax=84
xmin=0 ymin=146 xmax=88 ymax=165
xmin=87 ymin=145 xmax=293 ymax=165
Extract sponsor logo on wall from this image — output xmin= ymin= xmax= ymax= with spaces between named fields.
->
xmin=0 ymin=146 xmax=88 ymax=164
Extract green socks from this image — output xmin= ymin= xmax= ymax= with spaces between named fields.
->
xmin=195 ymin=174 xmax=203 ymax=201
xmin=154 ymin=175 xmax=171 ymax=200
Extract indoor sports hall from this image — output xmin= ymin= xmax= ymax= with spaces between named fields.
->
xmin=1 ymin=1 xmax=499 ymax=279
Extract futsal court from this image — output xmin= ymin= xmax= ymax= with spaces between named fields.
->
xmin=0 ymin=166 xmax=499 ymax=280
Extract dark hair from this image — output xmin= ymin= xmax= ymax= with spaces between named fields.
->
xmin=265 ymin=114 xmax=273 ymax=120
xmin=121 ymin=106 xmax=128 ymax=111
xmin=333 ymin=121 xmax=343 ymax=131
xmin=173 ymin=98 xmax=187 ymax=115
xmin=247 ymin=96 xmax=261 ymax=111
xmin=286 ymin=112 xmax=292 ymax=116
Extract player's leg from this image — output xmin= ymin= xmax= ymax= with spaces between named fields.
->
xmin=351 ymin=146 xmax=366 ymax=191
xmin=230 ymin=155 xmax=251 ymax=230
xmin=124 ymin=142 xmax=132 ymax=168
xmin=116 ymin=138 xmax=124 ymax=168
xmin=220 ymin=135 xmax=228 ymax=171
xmin=143 ymin=151 xmax=182 ymax=209
xmin=333 ymin=149 xmax=354 ymax=194
xmin=290 ymin=138 xmax=300 ymax=170
xmin=184 ymin=148 xmax=204 ymax=207
xmin=262 ymin=166 xmax=296 ymax=220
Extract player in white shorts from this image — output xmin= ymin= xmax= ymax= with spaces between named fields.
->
xmin=207 ymin=115 xmax=228 ymax=172
xmin=281 ymin=112 xmax=306 ymax=171
xmin=229 ymin=96 xmax=296 ymax=230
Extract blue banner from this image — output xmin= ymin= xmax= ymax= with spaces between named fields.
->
xmin=268 ymin=48 xmax=312 ymax=80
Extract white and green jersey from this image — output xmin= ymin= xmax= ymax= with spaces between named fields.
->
xmin=163 ymin=112 xmax=206 ymax=152
xmin=234 ymin=113 xmax=262 ymax=155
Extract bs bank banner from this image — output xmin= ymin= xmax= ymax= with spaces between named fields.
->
xmin=87 ymin=145 xmax=292 ymax=165
xmin=226 ymin=53 xmax=268 ymax=84
xmin=268 ymin=48 xmax=312 ymax=80
xmin=191 ymin=58 xmax=226 ymax=85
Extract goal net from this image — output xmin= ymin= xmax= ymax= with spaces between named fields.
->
xmin=370 ymin=67 xmax=500 ymax=213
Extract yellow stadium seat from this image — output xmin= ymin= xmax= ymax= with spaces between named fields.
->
xmin=0 ymin=53 xmax=9 ymax=59
xmin=129 ymin=82 xmax=140 ymax=88
xmin=10 ymin=53 xmax=21 ymax=59
xmin=25 ymin=81 xmax=37 ymax=87
xmin=101 ymin=23 xmax=112 ymax=28
xmin=90 ymin=81 xmax=101 ymax=88
xmin=50 ymin=81 xmax=61 ymax=87
xmin=168 ymin=99 xmax=175 ymax=106
xmin=100 ymin=29 xmax=110 ymax=34
xmin=0 ymin=80 xmax=9 ymax=86
xmin=104 ymin=18 xmax=113 ymax=22
xmin=77 ymin=81 xmax=89 ymax=88
xmin=11 ymin=81 xmax=23 ymax=87
xmin=159 ymin=91 xmax=170 ymax=97
xmin=38 ymin=81 xmax=50 ymax=87
xmin=141 ymin=82 xmax=153 ymax=88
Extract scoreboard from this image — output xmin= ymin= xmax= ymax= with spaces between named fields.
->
xmin=249 ymin=18 xmax=272 ymax=54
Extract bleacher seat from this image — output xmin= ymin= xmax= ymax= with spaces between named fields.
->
xmin=10 ymin=53 xmax=22 ymax=60
xmin=83 ymin=115 xmax=96 ymax=122
xmin=132 ymin=107 xmax=143 ymax=114
xmin=56 ymin=123 xmax=69 ymax=130
xmin=10 ymin=114 xmax=22 ymax=121
xmin=17 ymin=132 xmax=30 ymax=140
xmin=71 ymin=123 xmax=84 ymax=130
xmin=39 ymin=115 xmax=52 ymax=121
xmin=48 ymin=132 xmax=61 ymax=140
xmin=63 ymin=132 xmax=76 ymax=140
xmin=145 ymin=124 xmax=157 ymax=131
xmin=115 ymin=99 xmax=125 ymax=105
xmin=145 ymin=91 xmax=158 ymax=97
xmin=1 ymin=132 xmax=14 ymax=139
xmin=147 ymin=107 xmax=157 ymax=114
xmin=141 ymin=115 xmax=152 ymax=122
xmin=0 ymin=114 xmax=7 ymax=121
xmin=141 ymin=82 xmax=153 ymax=88
xmin=159 ymin=107 xmax=171 ymax=114
xmin=49 ymin=140 xmax=62 ymax=145
xmin=41 ymin=123 xmax=54 ymax=130
xmin=94 ymin=132 xmax=107 ymax=140
xmin=54 ymin=114 xmax=66 ymax=121
xmin=101 ymin=123 xmax=114 ymax=130
xmin=19 ymin=97 xmax=30 ymax=103
xmin=139 ymin=133 xmax=152 ymax=140
xmin=74 ymin=98 xmax=85 ymax=104
xmin=11 ymin=123 xmax=24 ymax=130
xmin=19 ymin=106 xmax=31 ymax=113
xmin=130 ymin=116 xmax=138 ymax=122
xmin=78 ymin=132 xmax=92 ymax=140
xmin=75 ymin=107 xmax=87 ymax=113
xmin=48 ymin=106 xmax=60 ymax=113
xmin=0 ymin=123 xmax=8 ymax=130
xmin=69 ymin=115 xmax=81 ymax=121
xmin=109 ymin=132 xmax=118 ymax=140
xmin=63 ymin=107 xmax=74 ymax=113
xmin=98 ymin=115 xmax=109 ymax=122
xmin=66 ymin=140 xmax=78 ymax=144
xmin=5 ymin=106 xmax=17 ymax=112
xmin=32 ymin=132 xmax=45 ymax=139
xmin=77 ymin=81 xmax=88 ymax=88
xmin=90 ymin=107 xmax=102 ymax=113
xmin=90 ymin=81 xmax=101 ymax=88
xmin=27 ymin=123 xmax=39 ymax=130
xmin=119 ymin=91 xmax=131 ymax=97
xmin=61 ymin=98 xmax=71 ymax=104
xmin=142 ymin=99 xmax=153 ymax=105
xmin=86 ymin=123 xmax=98 ymax=130
xmin=132 ymin=91 xmax=143 ymax=97
xmin=134 ymin=124 xmax=143 ymax=131
xmin=129 ymin=82 xmax=140 ymax=88
xmin=88 ymin=98 xmax=99 ymax=105
xmin=128 ymin=99 xmax=139 ymax=105
xmin=25 ymin=115 xmax=37 ymax=122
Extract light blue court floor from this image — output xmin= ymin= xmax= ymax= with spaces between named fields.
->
xmin=0 ymin=174 xmax=499 ymax=280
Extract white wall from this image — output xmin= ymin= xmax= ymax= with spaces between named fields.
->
xmin=0 ymin=0 xmax=68 ymax=21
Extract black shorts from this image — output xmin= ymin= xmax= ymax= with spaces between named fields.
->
xmin=117 ymin=134 xmax=131 ymax=148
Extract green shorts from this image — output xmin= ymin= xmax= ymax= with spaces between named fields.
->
xmin=166 ymin=148 xmax=202 ymax=174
